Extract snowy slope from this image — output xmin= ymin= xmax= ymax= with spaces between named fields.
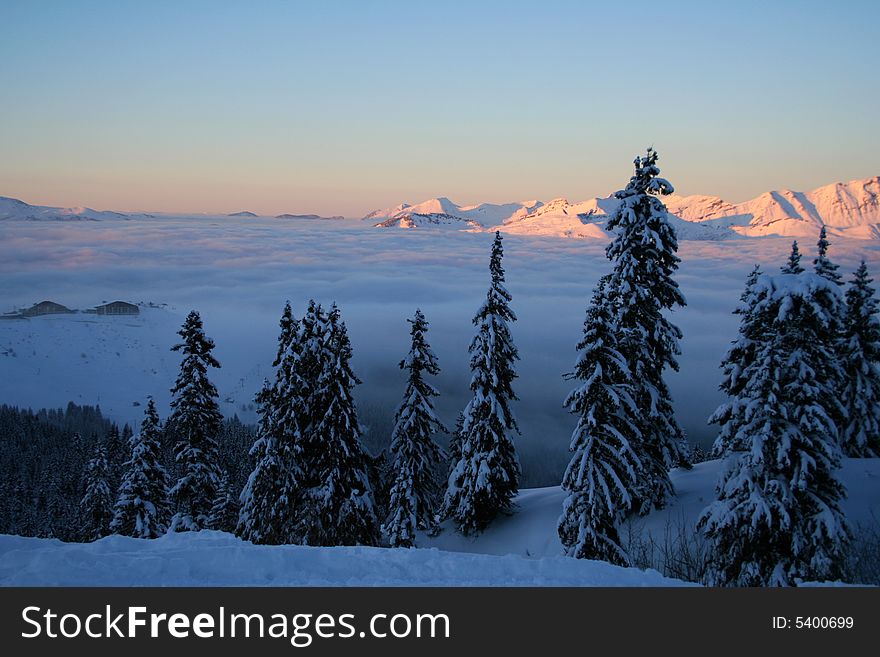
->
xmin=424 ymin=458 xmax=880 ymax=560
xmin=0 ymin=196 xmax=133 ymax=221
xmin=0 ymin=309 xmax=268 ymax=425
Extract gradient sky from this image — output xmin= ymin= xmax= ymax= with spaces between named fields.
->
xmin=1 ymin=0 xmax=878 ymax=216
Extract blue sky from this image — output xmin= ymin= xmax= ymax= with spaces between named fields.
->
xmin=1 ymin=0 xmax=878 ymax=215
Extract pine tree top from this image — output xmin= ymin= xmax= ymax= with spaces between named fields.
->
xmin=781 ymin=241 xmax=804 ymax=274
xmin=139 ymin=398 xmax=161 ymax=438
xmin=400 ymin=309 xmax=441 ymax=378
xmin=172 ymin=310 xmax=221 ymax=367
xmin=475 ymin=232 xmax=516 ymax=324
xmin=273 ymin=301 xmax=298 ymax=367
xmin=616 ymin=147 xmax=675 ymax=199
xmin=490 ymin=231 xmax=506 ymax=286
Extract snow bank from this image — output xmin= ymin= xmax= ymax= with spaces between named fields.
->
xmin=0 ymin=532 xmax=690 ymax=587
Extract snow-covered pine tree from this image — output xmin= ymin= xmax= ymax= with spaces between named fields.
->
xmin=814 ymin=226 xmax=843 ymax=285
xmin=558 ymin=276 xmax=642 ymax=565
xmin=444 ymin=231 xmax=521 ymax=535
xmin=699 ymin=272 xmax=851 ymax=586
xmin=237 ymin=302 xmax=302 ymax=544
xmin=168 ymin=310 xmax=223 ymax=532
xmin=382 ymin=309 xmax=446 ymax=547
xmin=296 ymin=303 xmax=379 ymax=546
xmin=210 ymin=470 xmax=240 ymax=532
xmin=80 ymin=440 xmax=113 ymax=542
xmin=841 ymin=261 xmax=880 ymax=457
xmin=604 ymin=148 xmax=686 ymax=513
xmin=710 ymin=265 xmax=764 ymax=456
xmin=110 ymin=399 xmax=170 ymax=538
xmin=781 ymin=240 xmax=804 ymax=274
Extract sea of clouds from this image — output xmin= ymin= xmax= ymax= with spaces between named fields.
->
xmin=2 ymin=216 xmax=878 ymax=485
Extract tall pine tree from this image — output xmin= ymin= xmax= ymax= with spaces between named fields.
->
xmin=110 ymin=399 xmax=170 ymax=538
xmin=699 ymin=272 xmax=850 ymax=586
xmin=605 ymin=148 xmax=686 ymax=513
xmin=558 ymin=276 xmax=642 ymax=565
xmin=383 ymin=309 xmax=446 ymax=548
xmin=841 ymin=262 xmax=880 ymax=456
xmin=444 ymin=231 xmax=521 ymax=535
xmin=295 ymin=303 xmax=379 ymax=546
xmin=80 ymin=440 xmax=113 ymax=542
xmin=168 ymin=310 xmax=223 ymax=532
xmin=237 ymin=302 xmax=302 ymax=544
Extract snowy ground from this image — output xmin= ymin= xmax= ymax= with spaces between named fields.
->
xmin=0 ymin=533 xmax=691 ymax=587
xmin=1 ymin=458 xmax=876 ymax=586
xmin=2 ymin=215 xmax=878 ymax=484
xmin=424 ymin=458 xmax=880 ymax=560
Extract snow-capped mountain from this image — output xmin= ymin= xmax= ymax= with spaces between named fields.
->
xmin=0 ymin=196 xmax=132 ymax=221
xmin=662 ymin=176 xmax=880 ymax=239
xmin=366 ymin=176 xmax=880 ymax=240
xmin=365 ymin=197 xmax=543 ymax=229
xmin=374 ymin=212 xmax=483 ymax=230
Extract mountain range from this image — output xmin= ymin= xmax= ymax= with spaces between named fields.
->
xmin=365 ymin=176 xmax=880 ymax=240
xmin=3 ymin=175 xmax=878 ymax=240
xmin=0 ymin=196 xmax=138 ymax=222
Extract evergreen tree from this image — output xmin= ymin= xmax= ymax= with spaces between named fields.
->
xmin=296 ymin=303 xmax=379 ymax=546
xmin=110 ymin=399 xmax=170 ymax=538
xmin=781 ymin=240 xmax=804 ymax=274
xmin=710 ymin=265 xmax=763 ymax=456
xmin=80 ymin=440 xmax=113 ymax=542
xmin=444 ymin=232 xmax=521 ymax=534
xmin=210 ymin=471 xmax=240 ymax=532
xmin=813 ymin=226 xmax=842 ymax=285
xmin=841 ymin=262 xmax=880 ymax=456
xmin=558 ymin=277 xmax=642 ymax=565
xmin=604 ymin=148 xmax=686 ymax=513
xmin=699 ymin=272 xmax=850 ymax=586
xmin=168 ymin=310 xmax=223 ymax=532
xmin=382 ymin=309 xmax=446 ymax=547
xmin=237 ymin=302 xmax=302 ymax=544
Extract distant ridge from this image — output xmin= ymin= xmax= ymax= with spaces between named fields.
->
xmin=276 ymin=213 xmax=345 ymax=221
xmin=228 ymin=211 xmax=258 ymax=217
xmin=0 ymin=196 xmax=131 ymax=222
